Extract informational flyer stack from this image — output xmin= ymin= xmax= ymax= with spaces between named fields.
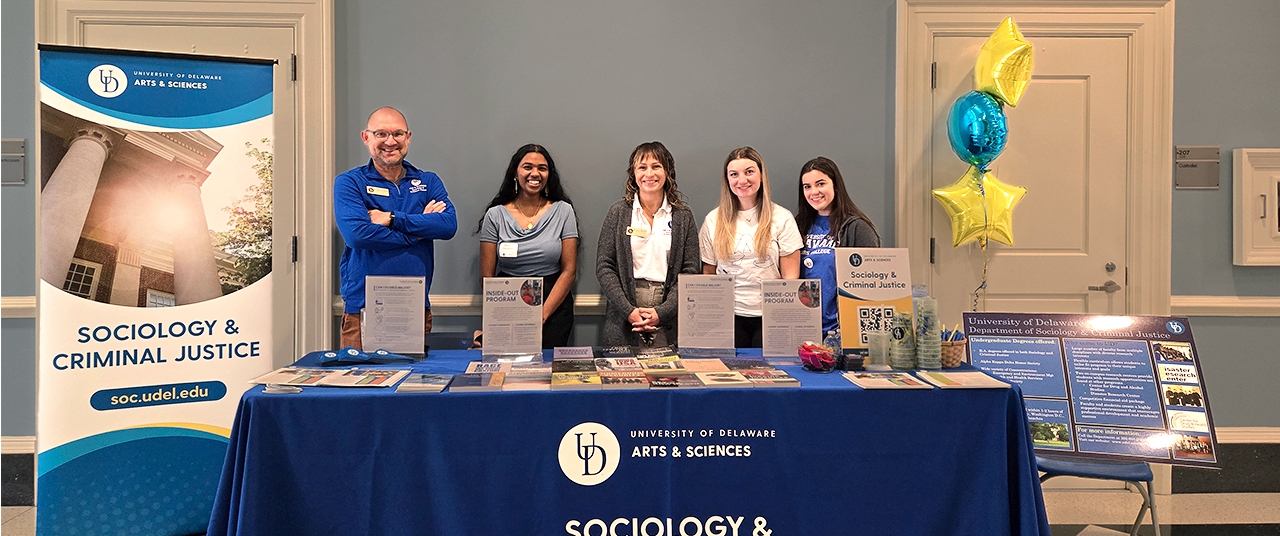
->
xmin=249 ymin=367 xmax=410 ymax=388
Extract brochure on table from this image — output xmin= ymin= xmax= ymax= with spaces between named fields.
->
xmin=677 ymin=274 xmax=734 ymax=349
xmin=482 ymin=277 xmax=543 ymax=355
xmin=835 ymin=248 xmax=912 ymax=356
xmin=363 ymin=275 xmax=426 ymax=354
xmin=761 ymin=279 xmax=822 ymax=356
xmin=965 ymin=312 xmax=1219 ymax=467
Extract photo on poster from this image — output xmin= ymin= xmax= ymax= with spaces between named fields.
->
xmin=1167 ymin=409 xmax=1210 ymax=433
xmin=40 ymin=104 xmax=273 ymax=307
xmin=1151 ymin=341 xmax=1194 ymax=363
xmin=1173 ymin=433 xmax=1215 ymax=461
xmin=521 ymin=279 xmax=543 ymax=306
xmin=1024 ymin=398 xmax=1074 ymax=450
xmin=1163 ymin=385 xmax=1205 ymax=408
xmin=796 ymin=280 xmax=819 ymax=308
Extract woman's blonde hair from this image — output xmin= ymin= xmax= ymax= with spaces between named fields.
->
xmin=714 ymin=146 xmax=774 ymax=261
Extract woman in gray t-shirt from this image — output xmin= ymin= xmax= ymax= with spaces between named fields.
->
xmin=477 ymin=144 xmax=579 ymax=348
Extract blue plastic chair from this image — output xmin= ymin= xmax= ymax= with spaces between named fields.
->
xmin=1036 ymin=454 xmax=1161 ymax=536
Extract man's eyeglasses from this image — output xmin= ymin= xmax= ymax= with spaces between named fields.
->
xmin=365 ymin=130 xmax=409 ymax=141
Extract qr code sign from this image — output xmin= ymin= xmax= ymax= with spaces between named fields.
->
xmin=857 ymin=306 xmax=895 ymax=344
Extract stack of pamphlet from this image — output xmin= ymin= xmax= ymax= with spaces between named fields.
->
xmin=395 ymin=373 xmax=454 ymax=393
xmin=450 ymin=372 xmax=505 ymax=392
xmin=917 ymin=370 xmax=1010 ymax=389
xmin=502 ymin=361 xmax=553 ymax=391
xmin=250 ymin=367 xmax=411 ymax=387
xmin=535 ymin=346 xmax=802 ymax=390
xmin=551 ymin=354 xmax=601 ymax=390
xmin=841 ymin=371 xmax=932 ymax=389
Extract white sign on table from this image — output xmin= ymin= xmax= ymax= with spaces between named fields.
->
xmin=836 ymin=248 xmax=913 ymax=354
xmin=363 ymin=275 xmax=426 ymax=354
xmin=762 ymin=279 xmax=822 ymax=356
xmin=677 ymin=274 xmax=735 ymax=349
xmin=482 ymin=277 xmax=543 ymax=354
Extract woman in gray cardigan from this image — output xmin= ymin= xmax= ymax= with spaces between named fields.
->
xmin=596 ymin=142 xmax=702 ymax=346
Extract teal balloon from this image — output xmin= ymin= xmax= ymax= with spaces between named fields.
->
xmin=947 ymin=91 xmax=1007 ymax=169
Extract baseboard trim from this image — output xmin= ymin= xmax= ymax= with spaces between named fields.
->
xmin=333 ymin=293 xmax=608 ymax=317
xmin=1216 ymin=427 xmax=1280 ymax=443
xmin=1171 ymin=295 xmax=1280 ymax=317
xmin=1 ymin=296 xmax=36 ymax=319
xmin=1 ymin=436 xmax=36 ymax=454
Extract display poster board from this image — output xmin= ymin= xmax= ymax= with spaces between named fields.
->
xmin=677 ymin=274 xmax=734 ymax=349
xmin=761 ymin=279 xmax=822 ymax=356
xmin=36 ymin=45 xmax=275 ymax=534
xmin=482 ymin=277 xmax=542 ymax=354
xmin=835 ymin=248 xmax=912 ymax=356
xmin=362 ymin=275 xmax=425 ymax=354
xmin=965 ymin=312 xmax=1220 ymax=467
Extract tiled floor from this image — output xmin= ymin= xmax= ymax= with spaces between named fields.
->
xmin=2 ymin=506 xmax=35 ymax=535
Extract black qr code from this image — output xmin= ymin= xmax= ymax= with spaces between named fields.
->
xmin=857 ymin=306 xmax=896 ymax=344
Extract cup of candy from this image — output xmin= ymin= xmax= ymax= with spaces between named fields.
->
xmin=799 ymin=342 xmax=838 ymax=373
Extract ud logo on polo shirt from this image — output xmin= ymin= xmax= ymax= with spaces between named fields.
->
xmin=558 ymin=422 xmax=620 ymax=486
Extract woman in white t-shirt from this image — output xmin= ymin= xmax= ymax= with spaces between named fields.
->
xmin=699 ymin=146 xmax=803 ymax=348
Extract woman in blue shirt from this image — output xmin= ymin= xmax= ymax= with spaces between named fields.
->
xmin=795 ymin=157 xmax=881 ymax=335
xmin=477 ymin=144 xmax=579 ymax=348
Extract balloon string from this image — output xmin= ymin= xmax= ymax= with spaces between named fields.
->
xmin=972 ymin=246 xmax=989 ymax=312
xmin=972 ymin=179 xmax=990 ymax=312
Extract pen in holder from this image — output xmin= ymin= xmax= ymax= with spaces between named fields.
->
xmin=941 ymin=329 xmax=967 ymax=368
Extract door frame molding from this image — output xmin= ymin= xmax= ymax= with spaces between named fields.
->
xmin=39 ymin=0 xmax=336 ymax=354
xmin=895 ymin=0 xmax=1174 ymax=315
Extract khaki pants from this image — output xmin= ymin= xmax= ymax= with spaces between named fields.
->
xmin=634 ymin=279 xmax=669 ymax=347
xmin=340 ymin=308 xmax=433 ymax=351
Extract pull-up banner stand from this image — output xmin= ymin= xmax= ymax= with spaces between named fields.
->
xmin=36 ymin=45 xmax=275 ymax=535
xmin=965 ymin=312 xmax=1220 ymax=467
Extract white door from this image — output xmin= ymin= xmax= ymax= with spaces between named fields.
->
xmin=929 ymin=35 xmax=1130 ymax=329
xmin=79 ymin=24 xmax=298 ymax=364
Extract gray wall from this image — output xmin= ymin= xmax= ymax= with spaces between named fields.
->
xmin=2 ymin=0 xmax=39 ymax=437
xmin=333 ymin=0 xmax=897 ymax=300
xmin=2 ymin=0 xmax=1277 ymax=437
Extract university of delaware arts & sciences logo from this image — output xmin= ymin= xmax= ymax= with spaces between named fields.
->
xmin=559 ymin=422 xmax=620 ymax=486
xmin=89 ymin=64 xmax=128 ymax=98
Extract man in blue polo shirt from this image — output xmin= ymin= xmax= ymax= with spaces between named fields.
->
xmin=335 ymin=107 xmax=457 ymax=349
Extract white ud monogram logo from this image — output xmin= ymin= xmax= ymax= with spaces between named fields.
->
xmin=88 ymin=64 xmax=127 ymax=98
xmin=558 ymin=422 xmax=619 ymax=486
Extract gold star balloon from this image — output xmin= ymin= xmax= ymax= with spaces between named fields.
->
xmin=974 ymin=16 xmax=1034 ymax=107
xmin=933 ymin=166 xmax=1027 ymax=247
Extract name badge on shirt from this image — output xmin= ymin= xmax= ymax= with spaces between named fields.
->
xmin=367 ymin=185 xmax=390 ymax=197
xmin=625 ymin=226 xmax=648 ymax=238
xmin=499 ymin=242 xmax=519 ymax=258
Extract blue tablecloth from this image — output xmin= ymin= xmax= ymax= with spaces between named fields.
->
xmin=207 ymin=350 xmax=1049 ymax=535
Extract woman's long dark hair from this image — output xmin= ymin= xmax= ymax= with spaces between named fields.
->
xmin=795 ymin=156 xmax=878 ymax=241
xmin=475 ymin=144 xmax=574 ymax=233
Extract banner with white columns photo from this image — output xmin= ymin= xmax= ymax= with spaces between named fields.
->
xmin=36 ymin=45 xmax=274 ymax=536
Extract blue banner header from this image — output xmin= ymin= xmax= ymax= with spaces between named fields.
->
xmin=40 ymin=48 xmax=273 ymax=128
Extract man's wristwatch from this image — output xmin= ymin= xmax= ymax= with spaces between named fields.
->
xmin=388 ymin=211 xmax=395 ymax=226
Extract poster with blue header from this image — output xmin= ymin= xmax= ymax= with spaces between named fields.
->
xmin=964 ymin=312 xmax=1219 ymax=467
xmin=36 ymin=45 xmax=275 ymax=535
